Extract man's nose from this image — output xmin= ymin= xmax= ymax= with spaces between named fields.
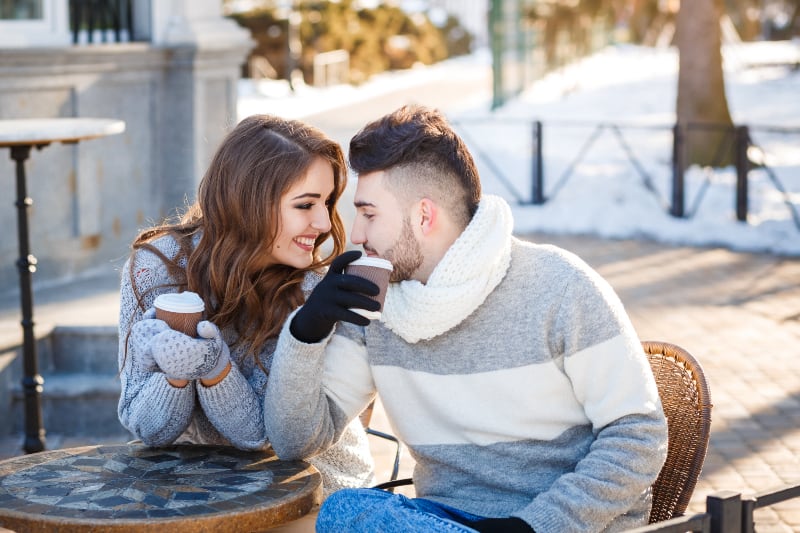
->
xmin=350 ymin=218 xmax=365 ymax=245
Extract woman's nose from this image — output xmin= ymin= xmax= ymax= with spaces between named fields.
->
xmin=312 ymin=209 xmax=332 ymax=232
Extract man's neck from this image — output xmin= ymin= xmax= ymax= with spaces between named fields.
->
xmin=415 ymin=223 xmax=464 ymax=284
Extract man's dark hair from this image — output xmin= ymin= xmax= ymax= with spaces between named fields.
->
xmin=349 ymin=105 xmax=481 ymax=226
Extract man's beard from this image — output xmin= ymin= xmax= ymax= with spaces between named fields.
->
xmin=384 ymin=217 xmax=423 ymax=282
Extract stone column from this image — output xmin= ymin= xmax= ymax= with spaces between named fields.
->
xmin=151 ymin=0 xmax=252 ymax=49
xmin=150 ymin=0 xmax=254 ymax=211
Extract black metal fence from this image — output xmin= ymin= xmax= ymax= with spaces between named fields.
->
xmin=68 ymin=0 xmax=134 ymax=44
xmin=625 ymin=482 xmax=800 ymax=532
xmin=452 ymin=117 xmax=800 ymax=232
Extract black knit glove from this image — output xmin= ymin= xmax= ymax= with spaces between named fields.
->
xmin=470 ymin=517 xmax=535 ymax=533
xmin=290 ymin=251 xmax=381 ymax=343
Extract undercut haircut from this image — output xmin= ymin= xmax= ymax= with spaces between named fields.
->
xmin=349 ymin=105 xmax=481 ymax=228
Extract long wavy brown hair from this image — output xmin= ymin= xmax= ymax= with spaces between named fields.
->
xmin=128 ymin=114 xmax=347 ymax=357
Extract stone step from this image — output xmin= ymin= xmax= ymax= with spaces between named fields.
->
xmin=2 ymin=325 xmax=125 ymax=439
xmin=0 ymin=345 xmax=18 ymax=438
xmin=10 ymin=372 xmax=130 ymax=438
xmin=0 ymin=433 xmax=133 ymax=462
xmin=42 ymin=325 xmax=119 ymax=375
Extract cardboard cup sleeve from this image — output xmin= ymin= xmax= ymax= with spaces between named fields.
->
xmin=154 ymin=291 xmax=205 ymax=337
xmin=345 ymin=257 xmax=393 ymax=320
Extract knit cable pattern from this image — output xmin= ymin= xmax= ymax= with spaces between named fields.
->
xmin=118 ymin=235 xmax=375 ymax=497
xmin=382 ymin=194 xmax=513 ymax=343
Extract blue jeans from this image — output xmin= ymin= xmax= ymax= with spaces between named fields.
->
xmin=316 ymin=488 xmax=483 ymax=532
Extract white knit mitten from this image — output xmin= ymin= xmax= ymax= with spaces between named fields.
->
xmin=149 ymin=320 xmax=230 ymax=381
xmin=127 ymin=309 xmax=170 ymax=372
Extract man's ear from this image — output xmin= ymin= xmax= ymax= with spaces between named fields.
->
xmin=418 ymin=198 xmax=437 ymax=236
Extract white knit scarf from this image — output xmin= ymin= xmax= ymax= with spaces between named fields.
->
xmin=381 ymin=194 xmax=513 ymax=343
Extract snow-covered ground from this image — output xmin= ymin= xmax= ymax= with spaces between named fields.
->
xmin=238 ymin=40 xmax=800 ymax=256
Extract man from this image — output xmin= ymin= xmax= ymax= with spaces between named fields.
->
xmin=264 ymin=105 xmax=668 ymax=533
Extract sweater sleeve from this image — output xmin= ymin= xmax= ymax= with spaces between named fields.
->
xmin=263 ymin=309 xmax=375 ymax=460
xmin=118 ymin=242 xmax=269 ymax=450
xmin=196 ymin=363 xmax=268 ymax=450
xmin=117 ymin=252 xmax=196 ymax=445
xmin=518 ymin=257 xmax=668 ymax=533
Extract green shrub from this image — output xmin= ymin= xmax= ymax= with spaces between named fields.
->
xmin=230 ymin=0 xmax=473 ymax=85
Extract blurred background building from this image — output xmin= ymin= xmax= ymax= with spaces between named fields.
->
xmin=0 ymin=0 xmax=252 ymax=294
xmin=0 ymin=0 xmax=798 ymax=293
xmin=0 ymin=0 xmax=799 ymax=452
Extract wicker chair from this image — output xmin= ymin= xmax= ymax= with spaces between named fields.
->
xmin=370 ymin=340 xmax=713 ymax=523
xmin=642 ymin=340 xmax=712 ymax=523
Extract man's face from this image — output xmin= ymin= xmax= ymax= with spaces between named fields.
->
xmin=351 ymin=171 xmax=423 ymax=282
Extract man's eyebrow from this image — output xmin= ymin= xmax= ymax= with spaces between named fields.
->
xmin=354 ymin=200 xmax=376 ymax=208
xmin=291 ymin=193 xmax=322 ymax=200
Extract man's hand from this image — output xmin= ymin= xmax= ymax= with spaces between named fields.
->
xmin=290 ymin=250 xmax=381 ymax=343
xmin=470 ymin=517 xmax=535 ymax=533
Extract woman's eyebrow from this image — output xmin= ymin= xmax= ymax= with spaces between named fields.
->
xmin=291 ymin=192 xmax=322 ymax=200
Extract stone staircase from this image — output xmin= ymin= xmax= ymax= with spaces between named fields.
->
xmin=1 ymin=325 xmax=132 ymax=440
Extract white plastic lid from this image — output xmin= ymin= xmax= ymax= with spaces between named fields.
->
xmin=349 ymin=256 xmax=393 ymax=271
xmin=154 ymin=291 xmax=205 ymax=313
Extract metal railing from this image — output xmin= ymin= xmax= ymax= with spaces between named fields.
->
xmin=669 ymin=122 xmax=800 ymax=228
xmin=627 ymin=512 xmax=710 ymax=532
xmin=69 ymin=0 xmax=134 ymax=44
xmin=452 ymin=117 xmax=800 ymax=232
xmin=624 ymin=482 xmax=800 ymax=532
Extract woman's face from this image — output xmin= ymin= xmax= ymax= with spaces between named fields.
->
xmin=267 ymin=157 xmax=335 ymax=269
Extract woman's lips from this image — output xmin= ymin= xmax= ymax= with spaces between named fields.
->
xmin=294 ymin=236 xmax=316 ymax=251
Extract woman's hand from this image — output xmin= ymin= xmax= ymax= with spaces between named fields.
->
xmin=127 ymin=308 xmax=170 ymax=372
xmin=149 ymin=319 xmax=231 ymax=382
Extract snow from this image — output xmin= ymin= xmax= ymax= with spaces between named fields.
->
xmin=237 ymin=41 xmax=800 ymax=257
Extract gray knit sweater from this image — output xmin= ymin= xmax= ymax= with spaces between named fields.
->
xmin=117 ymin=234 xmax=375 ymax=496
xmin=263 ymin=196 xmax=668 ymax=533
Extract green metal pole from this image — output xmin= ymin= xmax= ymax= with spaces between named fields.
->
xmin=490 ymin=0 xmax=503 ymax=110
xmin=516 ymin=0 xmax=525 ymax=92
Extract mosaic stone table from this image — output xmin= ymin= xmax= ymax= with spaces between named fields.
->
xmin=0 ymin=444 xmax=321 ymax=532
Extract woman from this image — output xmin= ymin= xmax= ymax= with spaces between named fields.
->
xmin=117 ymin=114 xmax=375 ymax=496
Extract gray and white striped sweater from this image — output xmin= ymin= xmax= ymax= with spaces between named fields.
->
xmin=264 ymin=197 xmax=668 ymax=532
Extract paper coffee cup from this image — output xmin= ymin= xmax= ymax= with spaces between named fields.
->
xmin=154 ymin=291 xmax=205 ymax=337
xmin=345 ymin=257 xmax=393 ymax=320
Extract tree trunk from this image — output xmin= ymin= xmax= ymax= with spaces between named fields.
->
xmin=676 ymin=0 xmax=734 ymax=169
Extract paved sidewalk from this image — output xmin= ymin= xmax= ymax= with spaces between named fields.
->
xmin=2 ymin=232 xmax=799 ymax=531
